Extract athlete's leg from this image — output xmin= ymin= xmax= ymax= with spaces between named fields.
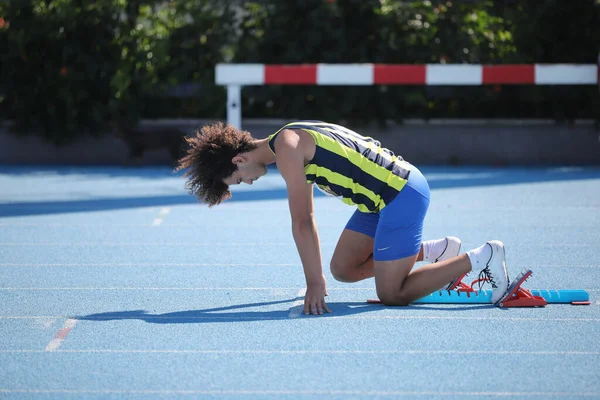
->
xmin=371 ymin=164 xmax=447 ymax=304
xmin=330 ymin=229 xmax=374 ymax=282
xmin=375 ymin=254 xmax=472 ymax=306
xmin=375 ymin=243 xmax=509 ymax=305
xmin=330 ymin=233 xmax=460 ymax=283
xmin=373 ymin=165 xmax=509 ymax=305
xmin=330 ymin=210 xmax=377 ymax=283
xmin=330 ymin=207 xmax=461 ymax=284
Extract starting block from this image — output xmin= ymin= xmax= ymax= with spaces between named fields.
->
xmin=367 ymin=269 xmax=591 ymax=308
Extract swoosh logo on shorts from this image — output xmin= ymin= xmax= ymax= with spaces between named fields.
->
xmin=377 ymin=246 xmax=391 ymax=251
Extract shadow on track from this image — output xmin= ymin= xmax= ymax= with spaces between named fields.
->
xmin=2 ymin=166 xmax=598 ymax=217
xmin=76 ymin=300 xmax=493 ymax=324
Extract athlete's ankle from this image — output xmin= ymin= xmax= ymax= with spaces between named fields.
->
xmin=466 ymin=243 xmax=492 ymax=272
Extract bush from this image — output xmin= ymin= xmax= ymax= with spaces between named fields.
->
xmin=0 ymin=1 xmax=122 ymax=143
xmin=0 ymin=0 xmax=598 ymax=144
xmin=234 ymin=0 xmax=600 ymax=123
xmin=0 ymin=0 xmax=232 ymax=143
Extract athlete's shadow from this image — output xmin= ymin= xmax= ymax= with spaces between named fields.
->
xmin=76 ymin=299 xmax=492 ymax=324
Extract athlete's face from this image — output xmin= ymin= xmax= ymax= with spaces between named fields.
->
xmin=223 ymin=157 xmax=267 ymax=186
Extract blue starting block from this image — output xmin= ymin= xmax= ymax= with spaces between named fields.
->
xmin=412 ymin=288 xmax=590 ymax=305
xmin=367 ymin=269 xmax=591 ymax=307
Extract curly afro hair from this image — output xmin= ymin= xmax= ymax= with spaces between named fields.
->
xmin=175 ymin=121 xmax=257 ymax=206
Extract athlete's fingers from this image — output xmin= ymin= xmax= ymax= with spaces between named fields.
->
xmin=322 ymin=300 xmax=332 ymax=313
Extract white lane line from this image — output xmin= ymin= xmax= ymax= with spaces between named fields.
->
xmin=0 ymin=287 xmax=374 ymax=291
xmin=151 ymin=207 xmax=171 ymax=226
xmin=1 ymin=241 xmax=597 ymax=247
xmin=4 ymin=315 xmax=599 ymax=322
xmin=0 ymin=223 xmax=292 ymax=228
xmin=0 ymin=263 xmax=300 ymax=267
xmin=44 ymin=319 xmax=78 ymax=352
xmin=3 ymin=349 xmax=600 ymax=355
xmin=1 ymin=262 xmax=597 ymax=270
xmin=0 ymin=389 xmax=598 ymax=396
xmin=287 ymin=289 xmax=306 ymax=318
xmin=0 ymin=286 xmax=594 ymax=293
xmin=0 ymin=242 xmax=296 ymax=246
xmin=1 ymin=263 xmax=598 ymax=269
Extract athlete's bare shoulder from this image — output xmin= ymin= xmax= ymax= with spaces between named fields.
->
xmin=274 ymin=128 xmax=315 ymax=165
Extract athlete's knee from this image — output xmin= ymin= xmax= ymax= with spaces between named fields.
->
xmin=376 ymin=287 xmax=411 ymax=306
xmin=329 ymin=260 xmax=354 ymax=283
xmin=329 ymin=262 xmax=349 ymax=282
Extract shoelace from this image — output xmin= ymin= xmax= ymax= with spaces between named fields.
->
xmin=478 ymin=267 xmax=497 ymax=290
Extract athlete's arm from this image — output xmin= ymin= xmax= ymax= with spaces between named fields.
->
xmin=275 ymin=129 xmax=331 ymax=316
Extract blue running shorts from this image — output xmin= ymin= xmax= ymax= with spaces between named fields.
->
xmin=344 ymin=164 xmax=430 ymax=261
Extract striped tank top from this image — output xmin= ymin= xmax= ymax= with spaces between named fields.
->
xmin=267 ymin=121 xmax=411 ymax=213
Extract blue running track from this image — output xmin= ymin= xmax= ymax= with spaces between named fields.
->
xmin=0 ymin=165 xmax=599 ymax=399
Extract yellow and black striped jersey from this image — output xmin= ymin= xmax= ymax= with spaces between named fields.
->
xmin=268 ymin=121 xmax=411 ymax=213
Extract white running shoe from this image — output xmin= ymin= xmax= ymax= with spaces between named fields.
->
xmin=478 ymin=240 xmax=510 ymax=304
xmin=433 ymin=236 xmax=462 ymax=263
xmin=432 ymin=236 xmax=462 ymax=291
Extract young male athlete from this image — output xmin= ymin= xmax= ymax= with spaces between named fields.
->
xmin=176 ymin=120 xmax=510 ymax=315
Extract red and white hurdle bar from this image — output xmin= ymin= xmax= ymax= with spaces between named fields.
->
xmin=216 ymin=63 xmax=600 ymax=128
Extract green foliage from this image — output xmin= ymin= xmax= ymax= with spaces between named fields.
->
xmin=149 ymin=0 xmax=232 ymax=118
xmin=0 ymin=1 xmax=122 ymax=143
xmin=0 ymin=0 xmax=599 ymax=144
xmin=234 ymin=0 xmax=599 ymax=124
xmin=0 ymin=0 xmax=232 ymax=143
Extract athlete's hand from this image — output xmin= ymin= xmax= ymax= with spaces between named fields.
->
xmin=304 ymin=276 xmax=331 ymax=316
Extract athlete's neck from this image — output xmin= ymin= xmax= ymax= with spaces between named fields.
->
xmin=250 ymin=138 xmax=276 ymax=166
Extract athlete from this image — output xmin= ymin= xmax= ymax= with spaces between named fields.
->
xmin=176 ymin=120 xmax=510 ymax=315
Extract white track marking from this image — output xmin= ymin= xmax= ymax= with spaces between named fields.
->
xmin=44 ymin=319 xmax=78 ymax=352
xmin=287 ymin=289 xmax=306 ymax=318
xmin=0 ymin=389 xmax=598 ymax=396
xmin=0 ymin=263 xmax=300 ymax=267
xmin=2 ymin=349 xmax=600 ymax=355
xmin=0 ymin=287 xmax=373 ymax=291
xmin=4 ymin=315 xmax=599 ymax=322
xmin=151 ymin=207 xmax=171 ymax=226
xmin=0 ymin=242 xmax=297 ymax=246
xmin=0 ymin=263 xmax=597 ymax=269
xmin=337 ymin=316 xmax=600 ymax=322
xmin=0 ymin=223 xmax=292 ymax=227
xmin=0 ymin=242 xmax=595 ymax=247
xmin=42 ymin=319 xmax=56 ymax=329
xmin=29 ymin=318 xmax=57 ymax=330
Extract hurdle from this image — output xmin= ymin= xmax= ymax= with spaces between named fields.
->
xmin=215 ymin=63 xmax=599 ymax=129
